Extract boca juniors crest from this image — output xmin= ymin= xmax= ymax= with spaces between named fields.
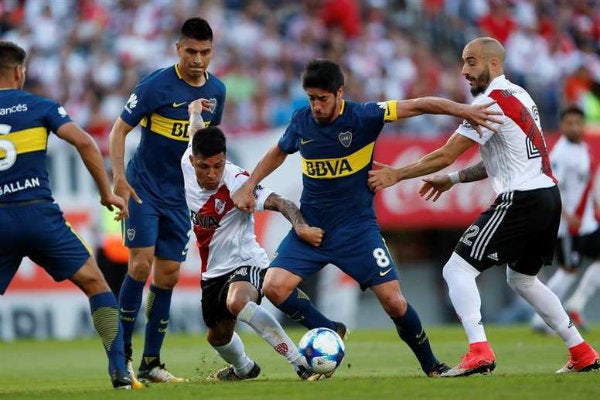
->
xmin=338 ymin=131 xmax=352 ymax=148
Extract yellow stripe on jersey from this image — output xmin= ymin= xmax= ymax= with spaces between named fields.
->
xmin=6 ymin=127 xmax=48 ymax=154
xmin=302 ymin=142 xmax=375 ymax=179
xmin=142 ymin=113 xmax=191 ymax=142
xmin=140 ymin=113 xmax=211 ymax=141
xmin=383 ymin=100 xmax=398 ymax=122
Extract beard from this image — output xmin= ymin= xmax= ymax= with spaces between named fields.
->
xmin=470 ymin=68 xmax=491 ymax=96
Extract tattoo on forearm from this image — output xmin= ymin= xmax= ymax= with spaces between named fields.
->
xmin=459 ymin=161 xmax=488 ymax=183
xmin=264 ymin=193 xmax=305 ymax=227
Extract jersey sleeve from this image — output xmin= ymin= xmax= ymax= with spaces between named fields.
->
xmin=228 ymin=164 xmax=274 ymax=211
xmin=277 ymin=110 xmax=302 ymax=154
xmin=43 ymin=100 xmax=73 ymax=134
xmin=455 ymin=96 xmax=503 ymax=145
xmin=120 ymin=77 xmax=157 ymax=127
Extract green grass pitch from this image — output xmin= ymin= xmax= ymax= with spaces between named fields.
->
xmin=1 ymin=324 xmax=598 ymax=399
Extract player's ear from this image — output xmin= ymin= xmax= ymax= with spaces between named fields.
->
xmin=189 ymin=154 xmax=195 ymax=166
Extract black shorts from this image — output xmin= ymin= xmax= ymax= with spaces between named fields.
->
xmin=455 ymin=186 xmax=561 ymax=275
xmin=201 ymin=266 xmax=265 ymax=328
xmin=556 ymin=228 xmax=600 ymax=269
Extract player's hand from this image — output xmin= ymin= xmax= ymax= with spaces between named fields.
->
xmin=187 ymin=98 xmax=215 ymax=115
xmin=100 ymin=193 xmax=129 ymax=221
xmin=462 ymin=101 xmax=503 ymax=137
xmin=368 ymin=161 xmax=399 ymax=192
xmin=419 ymin=174 xmax=454 ymax=202
xmin=565 ymin=214 xmax=581 ymax=230
xmin=295 ymin=225 xmax=324 ymax=247
xmin=232 ymin=182 xmax=256 ymax=213
xmin=112 ymin=175 xmax=142 ymax=216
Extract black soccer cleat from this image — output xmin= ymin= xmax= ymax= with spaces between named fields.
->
xmin=427 ymin=362 xmax=451 ymax=377
xmin=111 ymin=369 xmax=132 ymax=389
xmin=207 ymin=362 xmax=261 ymax=381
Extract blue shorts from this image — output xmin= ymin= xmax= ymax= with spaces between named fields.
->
xmin=0 ymin=200 xmax=92 ymax=294
xmin=270 ymin=217 xmax=398 ymax=290
xmin=124 ymin=185 xmax=191 ymax=262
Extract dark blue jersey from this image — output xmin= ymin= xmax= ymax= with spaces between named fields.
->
xmin=278 ymin=100 xmax=398 ymax=228
xmin=0 ymin=89 xmax=71 ymax=203
xmin=121 ymin=65 xmax=226 ymax=207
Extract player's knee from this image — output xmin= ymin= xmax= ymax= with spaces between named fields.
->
xmin=226 ymin=296 xmax=249 ymax=316
xmin=379 ymin=292 xmax=407 ymax=318
xmin=262 ymin=281 xmax=288 ymax=305
xmin=506 ymin=267 xmax=536 ymax=294
xmin=442 ymin=252 xmax=479 ymax=282
xmin=206 ymin=328 xmax=233 ymax=347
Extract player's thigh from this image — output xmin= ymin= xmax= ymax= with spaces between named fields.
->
xmin=269 ymin=230 xmax=328 ymax=279
xmin=124 ymin=198 xmax=159 ymax=248
xmin=456 ymin=188 xmax=560 ymax=273
xmin=202 ymin=273 xmax=235 ymax=328
xmin=202 ymin=266 xmax=262 ymax=328
xmin=333 ymin=223 xmax=399 ymax=289
xmin=580 ymin=228 xmax=600 ymax=260
xmin=156 ymin=206 xmax=190 ymax=262
xmin=25 ymin=202 xmax=92 ymax=283
xmin=0 ymin=205 xmax=28 ymax=294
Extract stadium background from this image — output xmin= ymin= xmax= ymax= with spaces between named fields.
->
xmin=1 ymin=0 xmax=600 ymax=340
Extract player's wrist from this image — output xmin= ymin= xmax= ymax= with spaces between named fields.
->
xmin=448 ymin=171 xmax=460 ymax=184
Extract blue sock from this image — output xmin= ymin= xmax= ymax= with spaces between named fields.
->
xmin=142 ymin=284 xmax=172 ymax=363
xmin=118 ymin=274 xmax=145 ymax=349
xmin=90 ymin=291 xmax=127 ymax=374
xmin=277 ymin=288 xmax=336 ymax=330
xmin=392 ymin=303 xmax=439 ymax=374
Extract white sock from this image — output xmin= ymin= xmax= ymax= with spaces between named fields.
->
xmin=506 ymin=267 xmax=583 ymax=347
xmin=238 ymin=302 xmax=303 ymax=368
xmin=565 ymin=261 xmax=600 ymax=312
xmin=212 ymin=332 xmax=254 ymax=376
xmin=545 ymin=268 xmax=578 ymax=299
xmin=442 ymin=253 xmax=487 ymax=343
xmin=530 ymin=268 xmax=577 ymax=329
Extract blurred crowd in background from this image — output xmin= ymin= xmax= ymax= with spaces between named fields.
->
xmin=1 ymin=0 xmax=600 ymax=155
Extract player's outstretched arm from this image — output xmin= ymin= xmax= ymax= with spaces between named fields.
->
xmin=57 ymin=122 xmax=128 ymax=220
xmin=368 ymin=132 xmax=476 ymax=192
xmin=263 ymin=193 xmax=324 ymax=247
xmin=395 ymin=97 xmax=502 ymax=136
xmin=232 ymin=145 xmax=288 ymax=213
xmin=108 ymin=117 xmax=142 ymax=210
xmin=420 ymin=160 xmax=489 ymax=202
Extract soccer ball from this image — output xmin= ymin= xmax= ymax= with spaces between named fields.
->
xmin=298 ymin=327 xmax=345 ymax=374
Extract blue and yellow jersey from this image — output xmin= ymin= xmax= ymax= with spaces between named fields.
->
xmin=121 ymin=65 xmax=226 ymax=206
xmin=0 ymin=89 xmax=71 ymax=203
xmin=278 ymin=100 xmax=398 ymax=228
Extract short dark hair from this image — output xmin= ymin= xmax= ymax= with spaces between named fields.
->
xmin=301 ymin=59 xmax=344 ymax=94
xmin=560 ymin=105 xmax=584 ymax=120
xmin=192 ymin=127 xmax=226 ymax=157
xmin=180 ymin=17 xmax=213 ymax=42
xmin=0 ymin=41 xmax=26 ymax=69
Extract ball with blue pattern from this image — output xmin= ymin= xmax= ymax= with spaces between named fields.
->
xmin=298 ymin=327 xmax=345 ymax=374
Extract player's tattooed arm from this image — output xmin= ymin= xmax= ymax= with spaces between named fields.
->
xmin=264 ymin=193 xmax=324 ymax=247
xmin=459 ymin=161 xmax=488 ymax=183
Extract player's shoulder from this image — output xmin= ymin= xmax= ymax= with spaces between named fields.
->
xmin=206 ymin=72 xmax=226 ymax=92
xmin=137 ymin=65 xmax=177 ymax=88
xmin=222 ymin=161 xmax=248 ymax=184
